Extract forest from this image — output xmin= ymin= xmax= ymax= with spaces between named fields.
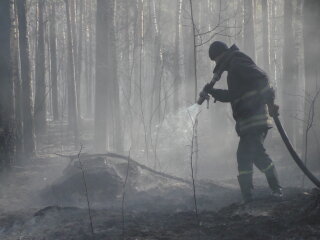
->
xmin=0 ymin=0 xmax=320 ymax=239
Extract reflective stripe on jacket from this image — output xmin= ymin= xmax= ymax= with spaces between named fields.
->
xmin=237 ymin=112 xmax=272 ymax=133
xmin=232 ymin=89 xmax=272 ymax=135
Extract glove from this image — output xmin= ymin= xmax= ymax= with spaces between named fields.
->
xmin=262 ymin=87 xmax=276 ymax=104
xmin=202 ymin=83 xmax=214 ymax=95
xmin=268 ymin=103 xmax=279 ymax=117
xmin=198 ymin=90 xmax=210 ymax=102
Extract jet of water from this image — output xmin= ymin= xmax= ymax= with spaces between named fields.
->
xmin=152 ymin=103 xmax=203 ymax=149
xmin=186 ymin=103 xmax=202 ymax=124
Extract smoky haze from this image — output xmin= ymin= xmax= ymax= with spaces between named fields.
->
xmin=0 ymin=0 xmax=320 ymax=239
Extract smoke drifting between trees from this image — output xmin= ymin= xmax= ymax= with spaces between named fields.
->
xmin=0 ymin=0 xmax=320 ymax=174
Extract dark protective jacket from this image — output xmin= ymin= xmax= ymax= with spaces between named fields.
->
xmin=210 ymin=45 xmax=273 ymax=136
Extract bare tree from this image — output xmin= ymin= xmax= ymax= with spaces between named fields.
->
xmin=76 ymin=0 xmax=84 ymax=117
xmin=0 ymin=0 xmax=15 ymax=168
xmin=243 ymin=0 xmax=256 ymax=60
xmin=65 ymin=0 xmax=79 ymax=143
xmin=50 ymin=1 xmax=59 ymax=120
xmin=150 ymin=0 xmax=163 ymax=122
xmin=269 ymin=0 xmax=278 ymax=84
xmin=173 ymin=0 xmax=183 ymax=111
xmin=261 ymin=0 xmax=270 ymax=74
xmin=11 ymin=1 xmax=23 ymax=156
xmin=182 ymin=0 xmax=196 ymax=105
xmin=34 ymin=0 xmax=47 ymax=135
xmin=282 ymin=0 xmax=299 ymax=144
xmin=94 ymin=0 xmax=112 ymax=151
xmin=16 ymin=0 xmax=36 ymax=157
xmin=84 ymin=0 xmax=94 ymax=117
xmin=111 ymin=0 xmax=123 ymax=152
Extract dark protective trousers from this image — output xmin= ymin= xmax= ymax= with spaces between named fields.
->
xmin=237 ymin=128 xmax=274 ymax=176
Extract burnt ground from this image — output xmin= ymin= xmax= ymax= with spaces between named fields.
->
xmin=1 ymin=155 xmax=319 ymax=240
xmin=0 ymin=188 xmax=319 ymax=240
xmin=0 ymin=121 xmax=320 ymax=240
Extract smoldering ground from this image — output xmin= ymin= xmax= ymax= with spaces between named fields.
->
xmin=0 ymin=113 xmax=319 ymax=240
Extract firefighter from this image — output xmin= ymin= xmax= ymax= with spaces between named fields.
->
xmin=203 ymin=41 xmax=282 ymax=203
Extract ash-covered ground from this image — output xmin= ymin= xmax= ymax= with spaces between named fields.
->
xmin=0 ymin=121 xmax=319 ymax=240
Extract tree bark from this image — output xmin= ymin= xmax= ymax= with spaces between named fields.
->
xmin=16 ymin=0 xmax=36 ymax=157
xmin=76 ymin=0 xmax=84 ymax=118
xmin=173 ymin=0 xmax=182 ymax=111
xmin=94 ymin=0 xmax=110 ymax=151
xmin=0 ymin=0 xmax=15 ymax=168
xmin=243 ymin=0 xmax=256 ymax=60
xmin=65 ymin=0 xmax=79 ymax=143
xmin=34 ymin=0 xmax=47 ymax=135
xmin=150 ymin=0 xmax=162 ymax=122
xmin=110 ymin=0 xmax=123 ymax=152
xmin=85 ymin=0 xmax=93 ymax=117
xmin=11 ymin=1 xmax=23 ymax=156
xmin=261 ymin=0 xmax=270 ymax=74
xmin=282 ymin=0 xmax=299 ymax=143
xmin=269 ymin=0 xmax=277 ymax=84
xmin=182 ymin=0 xmax=196 ymax=105
xmin=50 ymin=1 xmax=59 ymax=120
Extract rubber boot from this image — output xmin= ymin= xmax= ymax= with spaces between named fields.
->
xmin=238 ymin=173 xmax=253 ymax=203
xmin=265 ymin=166 xmax=283 ymax=199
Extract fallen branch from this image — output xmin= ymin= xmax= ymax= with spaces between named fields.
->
xmin=55 ymin=151 xmax=191 ymax=185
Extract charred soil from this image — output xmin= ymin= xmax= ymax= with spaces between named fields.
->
xmin=0 ymin=189 xmax=319 ymax=240
xmin=0 ymin=122 xmax=319 ymax=239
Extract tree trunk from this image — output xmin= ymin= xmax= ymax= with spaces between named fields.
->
xmin=269 ymin=0 xmax=277 ymax=85
xmin=261 ymin=0 xmax=270 ymax=74
xmin=85 ymin=0 xmax=93 ymax=117
xmin=16 ymin=0 xmax=36 ymax=157
xmin=65 ymin=0 xmax=79 ymax=143
xmin=150 ymin=0 xmax=162 ymax=122
xmin=110 ymin=0 xmax=123 ymax=152
xmin=243 ymin=0 xmax=256 ymax=60
xmin=94 ymin=0 xmax=110 ymax=151
xmin=173 ymin=0 xmax=182 ymax=111
xmin=0 ymin=0 xmax=15 ymax=168
xmin=50 ymin=1 xmax=59 ymax=120
xmin=182 ymin=0 xmax=196 ymax=105
xmin=34 ymin=0 xmax=47 ymax=135
xmin=282 ymin=0 xmax=299 ymax=144
xmin=70 ymin=0 xmax=80 ymax=118
xmin=76 ymin=0 xmax=84 ymax=118
xmin=133 ymin=0 xmax=143 ymax=109
xmin=12 ymin=1 xmax=23 ymax=156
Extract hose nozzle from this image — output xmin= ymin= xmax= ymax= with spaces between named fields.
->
xmin=197 ymin=91 xmax=209 ymax=105
xmin=197 ymin=73 xmax=220 ymax=105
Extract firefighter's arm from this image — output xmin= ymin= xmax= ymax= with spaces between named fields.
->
xmin=208 ymin=88 xmax=234 ymax=103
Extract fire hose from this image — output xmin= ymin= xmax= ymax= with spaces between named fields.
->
xmin=273 ymin=116 xmax=320 ymax=188
xmin=198 ymin=76 xmax=320 ymax=189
